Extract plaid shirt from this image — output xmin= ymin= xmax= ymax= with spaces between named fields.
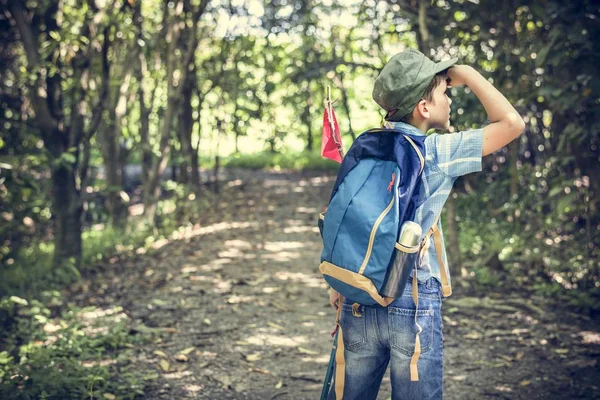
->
xmin=385 ymin=121 xmax=484 ymax=289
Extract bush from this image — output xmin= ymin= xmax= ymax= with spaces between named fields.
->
xmin=223 ymin=151 xmax=340 ymax=172
xmin=0 ymin=294 xmax=156 ymax=399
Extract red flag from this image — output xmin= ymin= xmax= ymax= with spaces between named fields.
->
xmin=321 ymin=106 xmax=343 ymax=163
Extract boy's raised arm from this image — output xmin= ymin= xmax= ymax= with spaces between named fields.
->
xmin=448 ymin=65 xmax=525 ymax=157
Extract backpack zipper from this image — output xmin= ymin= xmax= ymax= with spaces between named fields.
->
xmin=357 ymin=187 xmax=396 ymax=275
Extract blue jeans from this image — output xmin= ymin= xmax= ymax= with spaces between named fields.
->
xmin=327 ymin=278 xmax=444 ymax=400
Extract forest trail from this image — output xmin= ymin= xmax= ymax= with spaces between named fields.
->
xmin=71 ymin=170 xmax=600 ymax=399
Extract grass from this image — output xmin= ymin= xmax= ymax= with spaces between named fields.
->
xmin=200 ymin=150 xmax=341 ymax=172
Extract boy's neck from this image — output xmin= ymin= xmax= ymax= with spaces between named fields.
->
xmin=407 ymin=115 xmax=429 ymax=133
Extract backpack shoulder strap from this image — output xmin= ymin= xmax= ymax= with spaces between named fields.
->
xmin=419 ymin=214 xmax=452 ymax=297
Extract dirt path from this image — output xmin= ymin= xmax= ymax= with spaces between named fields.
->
xmin=73 ymin=170 xmax=600 ymax=399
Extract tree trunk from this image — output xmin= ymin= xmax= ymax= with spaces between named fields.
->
xmin=191 ymin=94 xmax=202 ymax=188
xmin=178 ymin=64 xmax=196 ymax=186
xmin=142 ymin=0 xmax=205 ymax=220
xmin=8 ymin=0 xmax=107 ymax=270
xmin=52 ymin=153 xmax=83 ymax=269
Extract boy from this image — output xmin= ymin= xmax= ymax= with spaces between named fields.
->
xmin=326 ymin=48 xmax=525 ymax=399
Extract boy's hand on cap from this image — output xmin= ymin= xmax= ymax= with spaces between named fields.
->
xmin=447 ymin=65 xmax=473 ymax=88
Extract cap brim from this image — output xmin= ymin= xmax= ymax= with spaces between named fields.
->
xmin=433 ymin=58 xmax=458 ymax=74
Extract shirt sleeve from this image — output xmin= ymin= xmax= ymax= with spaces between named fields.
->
xmin=429 ymin=129 xmax=484 ymax=178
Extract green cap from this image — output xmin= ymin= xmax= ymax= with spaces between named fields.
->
xmin=372 ymin=48 xmax=457 ymax=121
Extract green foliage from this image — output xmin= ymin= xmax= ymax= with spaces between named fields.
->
xmin=0 ymin=294 xmax=155 ymax=399
xmin=223 ymin=151 xmax=341 ymax=172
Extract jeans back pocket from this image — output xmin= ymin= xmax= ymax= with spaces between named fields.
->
xmin=340 ymin=303 xmax=367 ymax=351
xmin=388 ymin=307 xmax=434 ymax=357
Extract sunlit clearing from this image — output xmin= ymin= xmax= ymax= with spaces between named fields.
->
xmin=245 ymin=333 xmax=307 ymax=347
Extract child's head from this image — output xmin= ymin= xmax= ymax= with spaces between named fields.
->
xmin=372 ymin=49 xmax=457 ymax=131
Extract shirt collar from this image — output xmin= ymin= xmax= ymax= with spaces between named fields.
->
xmin=384 ymin=121 xmax=426 ymax=137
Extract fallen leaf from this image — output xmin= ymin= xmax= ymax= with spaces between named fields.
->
xmin=519 ymin=380 xmax=531 ymax=386
xmin=442 ymin=316 xmax=457 ymax=326
xmin=268 ymin=322 xmax=285 ymax=330
xmin=515 ymin=352 xmax=524 ymax=361
xmin=297 ymin=347 xmax=319 ymax=355
xmin=153 ymin=350 xmax=168 ymax=358
xmin=163 ymin=327 xmax=177 ymax=333
xmin=159 ymin=359 xmax=170 ymax=372
xmin=249 ymin=367 xmax=270 ymax=374
xmin=180 ymin=347 xmax=196 ymax=355
xmin=247 ymin=276 xmax=268 ymax=286
xmin=246 ymin=353 xmax=262 ymax=362
xmin=464 ymin=332 xmax=481 ymax=340
xmin=175 ymin=354 xmax=188 ymax=362
xmin=203 ymin=318 xmax=212 ymax=325
xmin=275 ymin=380 xmax=283 ymax=389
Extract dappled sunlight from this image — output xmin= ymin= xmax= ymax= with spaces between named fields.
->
xmin=164 ymin=370 xmax=194 ymax=380
xmin=283 ymin=225 xmax=320 ymax=233
xmin=81 ymin=306 xmax=127 ymax=321
xmin=263 ymin=179 xmax=289 ymax=188
xmin=283 ymin=219 xmax=307 ymax=226
xmin=274 ymin=271 xmax=324 ymax=288
xmin=227 ymin=294 xmax=256 ymax=304
xmin=307 ymin=176 xmax=335 ymax=186
xmin=245 ymin=332 xmax=307 ymax=347
xmin=273 ymin=187 xmax=291 ymax=195
xmin=81 ymin=359 xmax=118 ymax=368
xmin=262 ymin=251 xmax=302 ymax=262
xmin=185 ymin=258 xmax=233 ymax=275
xmin=301 ymin=354 xmax=330 ymax=363
xmin=580 ymin=331 xmax=600 ymax=345
xmin=295 ymin=206 xmax=318 ymax=214
xmin=136 ymin=221 xmax=259 ymax=254
xmin=183 ymin=384 xmax=205 ymax=393
xmin=224 ymin=239 xmax=253 ymax=248
xmin=218 ymin=248 xmax=245 ymax=258
xmin=263 ymin=241 xmax=305 ymax=251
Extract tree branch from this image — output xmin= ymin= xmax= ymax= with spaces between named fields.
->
xmin=7 ymin=0 xmax=58 ymax=136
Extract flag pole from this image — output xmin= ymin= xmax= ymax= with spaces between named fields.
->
xmin=326 ymin=85 xmax=345 ymax=160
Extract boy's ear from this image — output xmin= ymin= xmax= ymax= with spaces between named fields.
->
xmin=416 ymin=99 xmax=430 ymax=120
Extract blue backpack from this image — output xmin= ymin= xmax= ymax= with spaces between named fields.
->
xmin=318 ymin=127 xmax=426 ymax=307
